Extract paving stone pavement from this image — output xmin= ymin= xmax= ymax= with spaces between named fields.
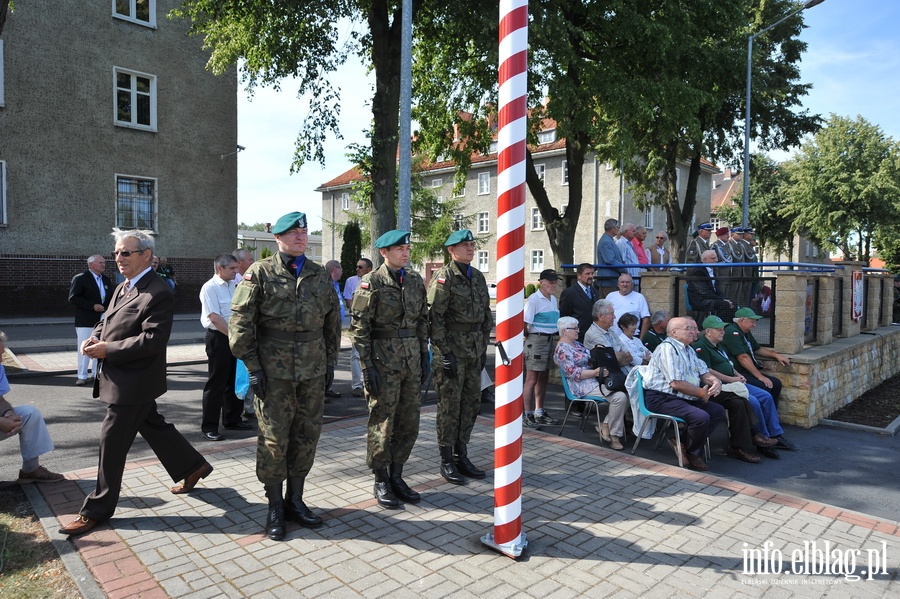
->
xmin=25 ymin=407 xmax=900 ymax=599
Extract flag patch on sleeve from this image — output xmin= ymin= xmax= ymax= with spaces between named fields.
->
xmin=437 ymin=277 xmax=446 ymax=284
xmin=360 ymin=281 xmax=370 ymax=289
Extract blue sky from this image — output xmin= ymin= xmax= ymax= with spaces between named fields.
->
xmin=236 ymin=0 xmax=900 ymax=229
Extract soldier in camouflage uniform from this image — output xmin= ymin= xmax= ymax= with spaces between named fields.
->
xmin=229 ymin=211 xmax=340 ymax=541
xmin=348 ymin=230 xmax=429 ymax=509
xmin=686 ymin=223 xmax=713 ymax=264
xmin=427 ymin=230 xmax=493 ymax=485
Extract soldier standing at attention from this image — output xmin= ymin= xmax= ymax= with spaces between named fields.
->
xmin=349 ymin=230 xmax=429 ymax=509
xmin=427 ymin=230 xmax=493 ymax=485
xmin=686 ymin=223 xmax=713 ymax=264
xmin=229 ymin=212 xmax=340 ymax=541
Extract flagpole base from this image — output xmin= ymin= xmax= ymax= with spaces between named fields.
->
xmin=480 ymin=531 xmax=528 ymax=559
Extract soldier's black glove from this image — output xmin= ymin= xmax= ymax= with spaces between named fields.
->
xmin=249 ymin=369 xmax=267 ymax=400
xmin=420 ymin=351 xmax=431 ymax=384
xmin=325 ymin=365 xmax=335 ymax=391
xmin=363 ymin=367 xmax=382 ymax=396
xmin=480 ymin=351 xmax=487 ymax=371
xmin=442 ymin=351 xmax=458 ymax=378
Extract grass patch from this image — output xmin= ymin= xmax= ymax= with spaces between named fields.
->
xmin=0 ymin=484 xmax=81 ymax=599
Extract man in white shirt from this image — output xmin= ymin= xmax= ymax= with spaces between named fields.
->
xmin=523 ymin=269 xmax=560 ymax=427
xmin=605 ymin=273 xmax=651 ymax=339
xmin=199 ymin=254 xmax=251 ymax=440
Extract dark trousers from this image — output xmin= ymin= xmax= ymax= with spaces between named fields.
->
xmin=80 ymin=401 xmax=205 ymax=521
xmin=644 ymin=389 xmax=725 ymax=456
xmin=202 ymin=329 xmax=242 ymax=432
xmin=709 ymin=391 xmax=755 ymax=451
xmin=744 ymin=373 xmax=782 ymax=406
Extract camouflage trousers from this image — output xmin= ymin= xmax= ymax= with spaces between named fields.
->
xmin=366 ymin=363 xmax=421 ymax=470
xmin=255 ymin=375 xmax=325 ymax=485
xmin=432 ymin=347 xmax=482 ymax=447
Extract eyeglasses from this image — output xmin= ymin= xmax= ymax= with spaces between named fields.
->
xmin=356 ymin=265 xmax=366 ymax=269
xmin=112 ymin=249 xmax=146 ymax=257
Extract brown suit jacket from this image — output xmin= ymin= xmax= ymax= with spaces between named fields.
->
xmin=92 ymin=271 xmax=173 ymax=404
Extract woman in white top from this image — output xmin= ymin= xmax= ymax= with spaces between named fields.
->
xmin=617 ymin=313 xmax=651 ymax=374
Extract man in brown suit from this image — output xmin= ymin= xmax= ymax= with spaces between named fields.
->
xmin=59 ymin=229 xmax=213 ymax=536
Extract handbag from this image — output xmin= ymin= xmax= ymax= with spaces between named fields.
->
xmin=603 ymin=370 xmax=628 ymax=393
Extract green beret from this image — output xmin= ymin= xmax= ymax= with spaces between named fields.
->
xmin=701 ymin=315 xmax=726 ymax=329
xmin=374 ymin=230 xmax=411 ymax=249
xmin=444 ymin=229 xmax=475 ymax=246
xmin=272 ymin=212 xmax=308 ymax=234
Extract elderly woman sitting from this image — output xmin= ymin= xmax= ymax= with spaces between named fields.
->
xmin=617 ymin=313 xmax=652 ymax=374
xmin=553 ymin=316 xmax=629 ymax=450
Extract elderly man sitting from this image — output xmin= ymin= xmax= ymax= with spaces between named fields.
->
xmin=642 ymin=317 xmax=726 ymax=471
xmin=553 ymin=316 xmax=628 ymax=449
xmin=1 ymin=332 xmax=64 ymax=482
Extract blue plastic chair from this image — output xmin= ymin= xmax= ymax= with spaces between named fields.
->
xmin=557 ymin=366 xmax=608 ymax=436
xmin=630 ymin=371 xmax=709 ymax=467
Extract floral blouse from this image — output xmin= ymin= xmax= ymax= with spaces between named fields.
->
xmin=553 ymin=340 xmax=601 ymax=398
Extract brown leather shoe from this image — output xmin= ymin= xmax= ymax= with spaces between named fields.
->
xmin=59 ymin=515 xmax=100 ymax=536
xmin=18 ymin=465 xmax=65 ymax=483
xmin=685 ymin=453 xmax=710 ymax=471
xmin=171 ymin=461 xmax=213 ymax=494
xmin=727 ymin=448 xmax=761 ymax=463
xmin=752 ymin=433 xmax=778 ymax=448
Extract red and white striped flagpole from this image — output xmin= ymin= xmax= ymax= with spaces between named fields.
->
xmin=481 ymin=0 xmax=528 ymax=559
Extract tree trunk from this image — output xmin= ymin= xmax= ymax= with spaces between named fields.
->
xmin=0 ymin=0 xmax=9 ymax=36
xmin=367 ymin=1 xmax=404 ymax=264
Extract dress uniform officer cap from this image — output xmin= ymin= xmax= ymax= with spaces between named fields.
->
xmin=697 ymin=223 xmax=713 ymax=231
xmin=731 ymin=227 xmax=745 ymax=234
xmin=374 ymin=230 xmax=411 ymax=249
xmin=444 ymin=229 xmax=475 ymax=246
xmin=272 ymin=212 xmax=308 ymax=234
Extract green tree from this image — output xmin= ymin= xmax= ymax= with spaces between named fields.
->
xmin=718 ymin=153 xmax=794 ymax=259
xmin=413 ymin=0 xmax=817 ymax=265
xmin=339 ymin=221 xmax=363 ymax=287
xmin=238 ymin=221 xmax=270 ymax=232
xmin=173 ymin=0 xmax=428 ymax=251
xmin=782 ymin=114 xmax=900 ymax=262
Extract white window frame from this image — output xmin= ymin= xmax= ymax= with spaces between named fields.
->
xmin=0 ymin=160 xmax=7 ymax=226
xmin=561 ymin=160 xmax=569 ymax=185
xmin=534 ymin=163 xmax=546 ymax=183
xmin=476 ymin=250 xmax=489 ymax=272
xmin=0 ymin=40 xmax=5 ymax=107
xmin=530 ymin=249 xmax=544 ymax=273
xmin=114 ymin=67 xmax=157 ymax=131
xmin=489 ymin=141 xmax=498 ymax=154
xmin=431 ymin=178 xmax=442 ymax=188
xmin=531 ymin=207 xmax=544 ymax=231
xmin=477 ymin=211 xmax=490 ymax=234
xmin=645 ymin=207 xmax=654 ymax=229
xmin=341 ymin=192 xmax=350 ymax=210
xmin=112 ymin=0 xmax=157 ymax=28
xmin=537 ymin=130 xmax=556 ymax=144
xmin=478 ymin=172 xmax=490 ymax=195
xmin=115 ymin=174 xmax=158 ymax=231
xmin=435 ymin=195 xmax=444 ymax=205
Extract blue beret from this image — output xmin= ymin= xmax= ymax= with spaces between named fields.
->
xmin=697 ymin=223 xmax=713 ymax=231
xmin=445 ymin=229 xmax=475 ymax=246
xmin=374 ymin=230 xmax=411 ymax=249
xmin=272 ymin=212 xmax=308 ymax=234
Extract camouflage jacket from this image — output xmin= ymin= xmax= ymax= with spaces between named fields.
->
xmin=349 ymin=263 xmax=428 ymax=371
xmin=229 ymin=253 xmax=340 ymax=381
xmin=427 ymin=261 xmax=493 ymax=358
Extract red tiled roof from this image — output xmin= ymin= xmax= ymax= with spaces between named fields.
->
xmin=711 ymin=168 xmax=741 ymax=211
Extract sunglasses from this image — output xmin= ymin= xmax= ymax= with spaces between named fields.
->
xmin=356 ymin=265 xmax=366 ymax=269
xmin=112 ymin=249 xmax=147 ymax=257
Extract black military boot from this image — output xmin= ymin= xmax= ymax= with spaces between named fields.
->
xmin=264 ymin=483 xmax=285 ymax=541
xmin=454 ymin=442 xmax=486 ymax=479
xmin=373 ymin=468 xmax=401 ymax=508
xmin=285 ymin=477 xmax=323 ymax=528
xmin=439 ymin=445 xmax=466 ymax=485
xmin=388 ymin=463 xmax=421 ymax=503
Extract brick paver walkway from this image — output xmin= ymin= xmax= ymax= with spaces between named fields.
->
xmin=31 ymin=409 xmax=899 ymax=598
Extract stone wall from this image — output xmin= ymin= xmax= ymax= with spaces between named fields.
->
xmin=776 ymin=326 xmax=900 ymax=427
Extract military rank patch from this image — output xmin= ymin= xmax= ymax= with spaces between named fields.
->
xmin=360 ymin=281 xmax=370 ymax=289
xmin=436 ymin=277 xmax=446 ymax=284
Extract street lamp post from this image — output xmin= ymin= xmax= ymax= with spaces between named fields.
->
xmin=742 ymin=0 xmax=826 ymax=228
